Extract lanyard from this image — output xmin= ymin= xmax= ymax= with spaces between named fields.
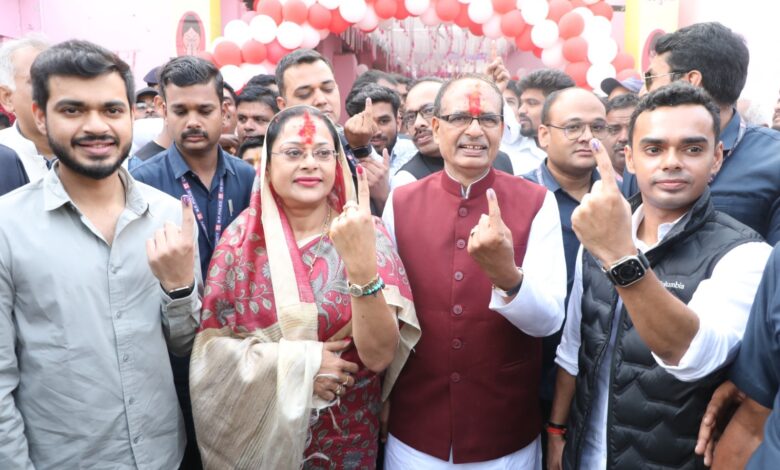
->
xmin=180 ymin=175 xmax=225 ymax=245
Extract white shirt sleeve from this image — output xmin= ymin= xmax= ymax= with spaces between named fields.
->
xmin=489 ymin=190 xmax=566 ymax=337
xmin=653 ymin=241 xmax=773 ymax=381
xmin=390 ymin=170 xmax=418 ymax=191
xmin=382 ymin=190 xmax=396 ymax=246
xmin=555 ymin=246 xmax=584 ymax=377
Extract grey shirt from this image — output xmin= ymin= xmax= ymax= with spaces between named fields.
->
xmin=0 ymin=165 xmax=201 ymax=469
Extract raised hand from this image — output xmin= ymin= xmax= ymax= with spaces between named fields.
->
xmin=344 ymin=97 xmax=379 ymax=148
xmin=467 ymin=188 xmax=522 ymax=291
xmin=329 ymin=164 xmax=377 ymax=284
xmin=571 ymin=138 xmax=635 ymax=267
xmin=147 ymin=195 xmax=197 ymax=292
xmin=484 ymin=54 xmax=510 ymax=95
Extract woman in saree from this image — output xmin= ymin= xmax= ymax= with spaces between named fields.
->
xmin=189 ymin=105 xmax=420 ymax=469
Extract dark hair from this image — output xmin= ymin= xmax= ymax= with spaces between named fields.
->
xmin=31 ymin=39 xmax=134 ymax=110
xmin=433 ymin=73 xmax=504 ymax=119
xmin=353 ymin=70 xmax=398 ymax=91
xmin=654 ymin=22 xmax=748 ymax=105
xmin=389 ymin=73 xmax=412 ymax=87
xmin=607 ymin=93 xmax=639 ymax=113
xmin=158 ymin=55 xmax=223 ymax=102
xmin=505 ymin=79 xmax=521 ymax=100
xmin=237 ymin=135 xmax=264 ymax=159
xmin=223 ymin=82 xmax=237 ymax=103
xmin=628 ymin=81 xmax=721 ymax=146
xmin=246 ymin=73 xmax=277 ymax=89
xmin=236 ymin=85 xmax=279 ymax=113
xmin=516 ymin=69 xmax=575 ymax=97
xmin=264 ymin=105 xmax=341 ymax=160
xmin=0 ymin=113 xmax=10 ymax=129
xmin=345 ymin=83 xmax=401 ymax=117
xmin=275 ymin=49 xmax=334 ymax=98
xmin=541 ymin=87 xmax=605 ymax=124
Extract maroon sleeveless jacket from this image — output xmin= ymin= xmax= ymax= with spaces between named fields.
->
xmin=389 ymin=169 xmax=547 ymax=463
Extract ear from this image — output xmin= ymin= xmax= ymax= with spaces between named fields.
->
xmin=537 ymin=124 xmax=551 ymax=151
xmin=711 ymin=140 xmax=724 ymax=176
xmin=625 ymin=144 xmax=635 ymax=174
xmin=153 ymin=94 xmax=164 ymax=113
xmin=0 ymin=85 xmax=14 ymax=111
xmin=431 ymin=116 xmax=440 ymax=145
xmin=221 ymin=99 xmax=230 ymax=117
xmin=276 ymin=95 xmax=286 ymax=111
xmin=683 ymin=70 xmax=703 ymax=88
xmin=31 ymin=101 xmax=47 ymax=136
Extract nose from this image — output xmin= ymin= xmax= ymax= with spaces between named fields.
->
xmin=311 ymin=88 xmax=328 ymax=108
xmin=413 ymin=112 xmax=428 ymax=130
xmin=464 ymin=117 xmax=484 ymax=137
xmin=83 ymin=110 xmax=111 ymax=134
xmin=660 ymin=148 xmax=684 ymax=170
xmin=617 ymin=126 xmax=629 ymax=144
xmin=185 ymin=111 xmax=202 ymax=129
xmin=577 ymin=124 xmax=595 ymax=142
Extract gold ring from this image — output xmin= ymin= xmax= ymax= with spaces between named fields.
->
xmin=342 ymin=377 xmax=350 ymax=386
xmin=335 ymin=384 xmax=344 ymax=396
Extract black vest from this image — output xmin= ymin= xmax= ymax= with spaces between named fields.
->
xmin=399 ymin=150 xmax=514 ymax=180
xmin=564 ymin=189 xmax=763 ymax=470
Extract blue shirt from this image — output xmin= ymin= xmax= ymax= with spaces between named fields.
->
xmin=523 ymin=159 xmax=600 ymax=400
xmin=622 ymin=111 xmax=780 ymax=244
xmin=729 ymin=244 xmax=780 ymax=469
xmin=131 ymin=144 xmax=256 ymax=277
xmin=0 ymin=144 xmax=28 ymax=197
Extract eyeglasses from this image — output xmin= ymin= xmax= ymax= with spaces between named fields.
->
xmin=437 ymin=113 xmax=503 ymax=129
xmin=545 ymin=121 xmax=608 ymax=140
xmin=644 ymin=70 xmax=687 ymax=90
xmin=271 ymin=147 xmax=336 ymax=162
xmin=402 ymin=104 xmax=435 ymax=127
xmin=606 ymin=123 xmax=628 ymax=136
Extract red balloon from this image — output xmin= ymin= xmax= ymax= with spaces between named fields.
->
xmin=256 ymin=0 xmax=283 ymax=25
xmin=241 ymin=40 xmax=267 ymax=64
xmin=266 ymin=40 xmax=291 ymax=64
xmin=436 ymin=0 xmax=461 ymax=22
xmin=197 ymin=51 xmax=216 ymax=65
xmin=213 ymin=41 xmax=242 ymax=67
xmin=329 ymin=9 xmax=351 ymax=34
xmin=454 ymin=3 xmax=470 ymax=27
xmin=468 ymin=20 xmax=483 ymax=37
xmin=612 ymin=52 xmax=635 ymax=72
xmin=282 ymin=0 xmax=308 ymax=24
xmin=395 ymin=0 xmax=411 ymax=20
xmin=565 ymin=61 xmax=590 ymax=88
xmin=570 ymin=0 xmax=587 ymax=7
xmin=492 ymin=0 xmax=516 ymax=14
xmin=589 ymin=1 xmax=614 ymax=20
xmin=515 ymin=27 xmax=534 ymax=51
xmin=500 ymin=11 xmax=526 ymax=37
xmin=532 ymin=46 xmax=542 ymax=59
xmin=374 ymin=0 xmax=397 ymax=19
xmin=547 ymin=0 xmax=573 ymax=22
xmin=308 ymin=4 xmax=332 ymax=30
xmin=558 ymin=11 xmax=585 ymax=39
xmin=562 ymin=36 xmax=588 ymax=63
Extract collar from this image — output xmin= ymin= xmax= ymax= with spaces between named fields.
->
xmin=720 ymin=108 xmax=743 ymax=154
xmin=43 ymin=162 xmax=151 ymax=215
xmin=631 ymin=204 xmax=687 ymax=252
xmin=168 ymin=143 xmax=233 ymax=180
xmin=9 ymin=122 xmax=42 ymax=157
xmin=441 ymin=166 xmax=495 ymax=199
xmin=537 ymin=158 xmax=601 ymax=193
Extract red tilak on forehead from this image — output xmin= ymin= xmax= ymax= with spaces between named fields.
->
xmin=299 ymin=110 xmax=316 ymax=145
xmin=468 ymin=88 xmax=481 ymax=117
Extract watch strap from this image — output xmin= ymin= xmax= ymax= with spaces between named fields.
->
xmin=493 ymin=267 xmax=524 ymax=297
xmin=603 ymin=250 xmax=650 ymax=287
xmin=350 ymin=144 xmax=373 ymax=159
xmin=349 ymin=275 xmax=385 ymax=297
xmin=164 ymin=282 xmax=195 ymax=300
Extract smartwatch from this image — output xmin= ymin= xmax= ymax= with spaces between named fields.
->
xmin=350 ymin=144 xmax=373 ymax=160
xmin=603 ymin=250 xmax=650 ymax=287
xmin=164 ymin=282 xmax=195 ymax=300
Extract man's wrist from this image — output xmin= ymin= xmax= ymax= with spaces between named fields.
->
xmin=493 ymin=266 xmax=523 ymax=292
xmin=161 ymin=278 xmax=195 ymax=294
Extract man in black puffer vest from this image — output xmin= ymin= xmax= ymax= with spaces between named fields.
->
xmin=546 ymin=83 xmax=772 ymax=470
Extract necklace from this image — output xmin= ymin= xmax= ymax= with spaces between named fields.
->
xmin=308 ymin=206 xmax=332 ymax=278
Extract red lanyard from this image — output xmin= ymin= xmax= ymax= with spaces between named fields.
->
xmin=180 ymin=175 xmax=225 ymax=245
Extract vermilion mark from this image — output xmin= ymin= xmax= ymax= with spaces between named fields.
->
xmin=300 ymin=110 xmax=316 ymax=145
xmin=468 ymin=89 xmax=481 ymax=117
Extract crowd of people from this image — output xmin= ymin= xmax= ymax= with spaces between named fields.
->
xmin=1 ymin=18 xmax=780 ymax=470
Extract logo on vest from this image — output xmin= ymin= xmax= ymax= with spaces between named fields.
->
xmin=661 ymin=280 xmax=685 ymax=290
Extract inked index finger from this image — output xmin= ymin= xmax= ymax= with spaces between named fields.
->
xmin=356 ymin=165 xmax=371 ymax=214
xmin=486 ymin=188 xmax=502 ymax=225
xmin=363 ymin=97 xmax=373 ymax=119
xmin=591 ymin=138 xmax=619 ymax=191
xmin=180 ymin=195 xmax=195 ymax=240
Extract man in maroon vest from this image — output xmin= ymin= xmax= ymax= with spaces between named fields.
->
xmin=382 ymin=74 xmax=567 ymax=468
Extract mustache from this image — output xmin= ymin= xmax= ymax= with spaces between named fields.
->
xmin=651 ymin=172 xmax=693 ymax=184
xmin=72 ymin=135 xmax=118 ymax=146
xmin=182 ymin=129 xmax=209 ymax=139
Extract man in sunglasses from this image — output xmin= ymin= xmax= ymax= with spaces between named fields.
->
xmin=390 ymin=77 xmax=514 ymax=189
xmin=383 ymin=74 xmax=566 ymax=469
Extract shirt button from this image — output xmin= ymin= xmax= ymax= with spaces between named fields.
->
xmin=452 ymin=338 xmax=463 ymax=349
xmin=452 ymin=304 xmax=463 ymax=316
xmin=458 ymin=207 xmax=468 ymax=217
xmin=110 ymin=265 xmax=119 ymax=274
xmin=122 ymin=354 xmax=129 ymax=362
xmin=134 ymin=436 xmax=141 ymax=444
xmin=116 ymin=311 xmax=122 ymax=319
xmin=450 ymin=372 xmax=461 ymax=383
xmin=456 ymin=239 xmax=466 ymax=249
xmin=454 ymin=271 xmax=464 ymax=281
xmin=129 ymin=397 xmax=135 ymax=405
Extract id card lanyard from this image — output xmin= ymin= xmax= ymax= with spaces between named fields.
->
xmin=180 ymin=175 xmax=225 ymax=246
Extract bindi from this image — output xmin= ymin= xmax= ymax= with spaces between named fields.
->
xmin=299 ymin=111 xmax=316 ymax=145
xmin=468 ymin=88 xmax=482 ymax=117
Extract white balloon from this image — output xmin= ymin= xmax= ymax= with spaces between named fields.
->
xmin=301 ymin=23 xmax=322 ymax=48
xmin=357 ymin=6 xmax=379 ymax=31
xmin=250 ymin=15 xmax=278 ymax=44
xmin=419 ymin=6 xmax=440 ymax=26
xmin=458 ymin=0 xmax=472 ymax=4
xmin=468 ymin=0 xmax=494 ymax=24
xmin=277 ymin=21 xmax=304 ymax=49
xmin=482 ymin=15 xmax=503 ymax=39
xmin=301 ymin=0 xmax=317 ymax=6
xmin=530 ymin=20 xmax=559 ymax=49
xmin=240 ymin=62 xmax=268 ymax=79
xmin=318 ymin=28 xmax=331 ymax=39
xmin=586 ymin=62 xmax=616 ymax=90
xmin=583 ymin=15 xmax=613 ymax=41
xmin=340 ymin=0 xmax=368 ymax=23
xmin=572 ymin=6 xmax=594 ymax=21
xmin=582 ymin=0 xmax=600 ymax=4
xmin=405 ymin=0 xmax=431 ymax=16
xmin=587 ymin=36 xmax=618 ymax=64
xmin=224 ymin=19 xmax=252 ymax=47
xmin=220 ymin=65 xmax=246 ymax=90
xmin=318 ymin=0 xmax=342 ymax=10
xmin=521 ymin=0 xmax=549 ymax=26
xmin=541 ymin=39 xmax=565 ymax=68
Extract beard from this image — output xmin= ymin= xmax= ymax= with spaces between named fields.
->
xmin=50 ymin=134 xmax=131 ymax=180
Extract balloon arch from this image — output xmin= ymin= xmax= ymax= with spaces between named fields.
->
xmin=204 ymin=0 xmax=636 ymax=91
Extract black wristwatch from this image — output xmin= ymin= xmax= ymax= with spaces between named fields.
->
xmin=350 ymin=144 xmax=373 ymax=159
xmin=164 ymin=282 xmax=195 ymax=300
xmin=602 ymin=250 xmax=650 ymax=287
